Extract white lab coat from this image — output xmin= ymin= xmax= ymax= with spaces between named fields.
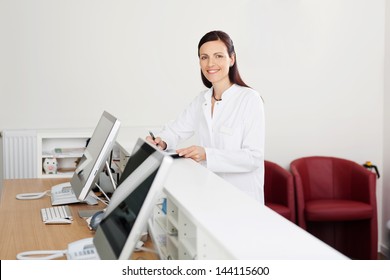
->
xmin=158 ymin=84 xmax=265 ymax=203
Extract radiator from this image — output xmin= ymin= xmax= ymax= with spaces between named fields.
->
xmin=1 ymin=130 xmax=37 ymax=179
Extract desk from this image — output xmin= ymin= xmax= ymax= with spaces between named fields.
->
xmin=0 ymin=178 xmax=158 ymax=260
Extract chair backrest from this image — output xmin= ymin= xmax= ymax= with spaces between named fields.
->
xmin=290 ymin=156 xmax=375 ymax=201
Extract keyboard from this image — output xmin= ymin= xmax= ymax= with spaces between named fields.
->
xmin=41 ymin=205 xmax=73 ymax=222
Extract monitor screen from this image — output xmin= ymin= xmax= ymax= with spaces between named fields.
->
xmin=70 ymin=111 xmax=120 ymax=201
xmin=93 ymin=138 xmax=173 ymax=260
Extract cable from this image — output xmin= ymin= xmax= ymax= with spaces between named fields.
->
xmin=16 ymin=190 xmax=49 ymax=200
xmin=363 ymin=161 xmax=380 ymax=179
xmin=16 ymin=249 xmax=67 ymax=260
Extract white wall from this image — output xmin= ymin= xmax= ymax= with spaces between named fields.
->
xmin=0 ymin=0 xmax=387 ymax=255
xmin=382 ymin=0 xmax=390 ymax=258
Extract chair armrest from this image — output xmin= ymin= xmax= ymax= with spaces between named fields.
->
xmin=351 ymin=164 xmax=377 ymax=206
xmin=290 ymin=163 xmax=306 ymax=228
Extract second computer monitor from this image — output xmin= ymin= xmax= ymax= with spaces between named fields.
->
xmin=93 ymin=138 xmax=173 ymax=259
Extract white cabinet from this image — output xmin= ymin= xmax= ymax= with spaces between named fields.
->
xmin=151 ymin=196 xmax=198 ymax=260
xmin=36 ymin=129 xmax=92 ymax=178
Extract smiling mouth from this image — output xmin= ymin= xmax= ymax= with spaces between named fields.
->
xmin=207 ymin=69 xmax=219 ymax=74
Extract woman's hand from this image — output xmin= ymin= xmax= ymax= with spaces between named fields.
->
xmin=176 ymin=145 xmax=206 ymax=162
xmin=145 ymin=135 xmax=167 ymax=150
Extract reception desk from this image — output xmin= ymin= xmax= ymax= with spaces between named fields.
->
xmin=115 ymin=135 xmax=348 ymax=260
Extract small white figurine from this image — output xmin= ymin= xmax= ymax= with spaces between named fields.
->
xmin=43 ymin=157 xmax=58 ymax=174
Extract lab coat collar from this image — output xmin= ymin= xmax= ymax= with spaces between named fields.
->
xmin=202 ymin=84 xmax=238 ymax=103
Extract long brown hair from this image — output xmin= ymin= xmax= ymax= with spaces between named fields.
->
xmin=198 ymin=31 xmax=250 ymax=88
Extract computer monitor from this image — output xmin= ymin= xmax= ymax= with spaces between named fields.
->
xmin=92 ymin=138 xmax=173 ymax=259
xmin=70 ymin=111 xmax=120 ymax=201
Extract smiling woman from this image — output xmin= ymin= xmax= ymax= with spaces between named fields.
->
xmin=145 ymin=30 xmax=266 ymax=204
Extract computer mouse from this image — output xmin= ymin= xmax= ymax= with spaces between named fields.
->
xmin=44 ymin=218 xmax=72 ymax=225
xmin=89 ymin=210 xmax=105 ymax=231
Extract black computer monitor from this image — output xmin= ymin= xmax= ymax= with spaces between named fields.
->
xmin=70 ymin=111 xmax=120 ymax=201
xmin=92 ymin=138 xmax=173 ymax=259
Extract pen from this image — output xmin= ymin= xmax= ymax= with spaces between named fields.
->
xmin=149 ymin=131 xmax=163 ymax=149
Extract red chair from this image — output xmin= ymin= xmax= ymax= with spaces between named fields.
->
xmin=290 ymin=156 xmax=377 ymax=259
xmin=264 ymin=160 xmax=295 ymax=223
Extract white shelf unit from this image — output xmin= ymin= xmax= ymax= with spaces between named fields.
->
xmin=37 ymin=130 xmax=92 ymax=178
xmin=151 ymin=196 xmax=198 ymax=260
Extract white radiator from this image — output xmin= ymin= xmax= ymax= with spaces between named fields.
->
xmin=1 ymin=130 xmax=37 ymax=179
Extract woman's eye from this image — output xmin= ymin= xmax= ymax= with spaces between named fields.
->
xmin=200 ymin=56 xmax=207 ymax=60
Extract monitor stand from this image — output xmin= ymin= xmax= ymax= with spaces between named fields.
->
xmin=105 ymin=160 xmax=117 ymax=191
xmin=78 ymin=160 xmax=116 ymax=218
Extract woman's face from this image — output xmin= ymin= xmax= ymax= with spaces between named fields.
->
xmin=199 ymin=40 xmax=234 ymax=87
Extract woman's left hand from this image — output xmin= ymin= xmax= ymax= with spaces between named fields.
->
xmin=176 ymin=146 xmax=206 ymax=162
